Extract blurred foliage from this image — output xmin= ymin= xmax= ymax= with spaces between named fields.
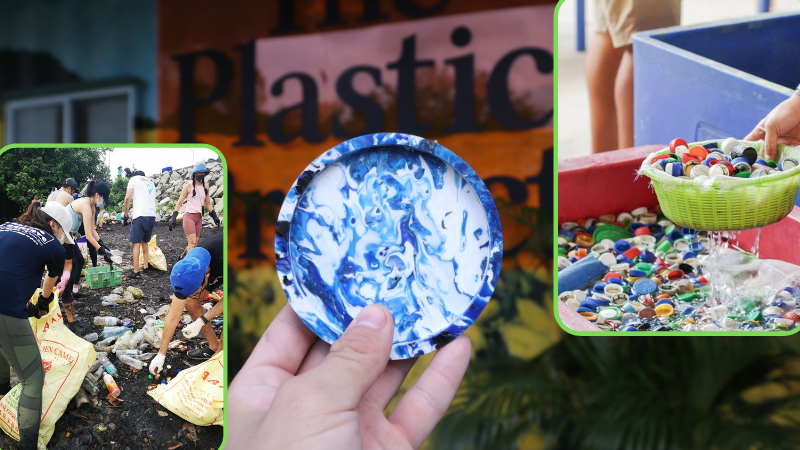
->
xmin=0 ymin=147 xmax=110 ymax=219
xmin=108 ymin=174 xmax=129 ymax=213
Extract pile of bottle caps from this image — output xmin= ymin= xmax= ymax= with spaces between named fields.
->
xmin=646 ymin=137 xmax=798 ymax=180
xmin=557 ymin=207 xmax=800 ymax=331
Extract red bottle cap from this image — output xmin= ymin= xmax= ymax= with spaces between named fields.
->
xmin=634 ymin=227 xmax=651 ymax=236
xmin=623 ymin=248 xmax=641 ymax=259
xmin=670 ymin=138 xmax=688 ymax=153
xmin=688 ymin=146 xmax=709 ymax=159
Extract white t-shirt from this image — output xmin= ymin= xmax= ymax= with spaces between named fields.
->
xmin=127 ymin=176 xmax=157 ymax=218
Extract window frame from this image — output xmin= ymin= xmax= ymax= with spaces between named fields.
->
xmin=4 ymin=84 xmax=136 ymax=145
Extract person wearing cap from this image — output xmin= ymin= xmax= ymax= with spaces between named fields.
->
xmin=0 ymin=202 xmax=70 ymax=450
xmin=745 ymin=84 xmax=800 ymax=161
xmin=169 ymin=162 xmax=221 ymax=260
xmin=62 ymin=181 xmax=115 ymax=329
xmin=117 ymin=166 xmax=124 ymax=178
xmin=48 ymin=178 xmax=80 ymax=205
xmin=123 ymin=171 xmax=157 ymax=280
xmin=178 ymin=233 xmax=224 ymax=360
xmin=149 ymin=245 xmax=223 ymax=375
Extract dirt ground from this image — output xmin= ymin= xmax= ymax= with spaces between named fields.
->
xmin=0 ymin=221 xmax=224 ymax=450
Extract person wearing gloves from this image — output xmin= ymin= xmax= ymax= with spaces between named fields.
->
xmin=63 ymin=181 xmax=115 ymax=330
xmin=745 ymin=84 xmax=800 ymax=161
xmin=150 ymin=246 xmax=223 ymax=375
xmin=0 ymin=203 xmax=70 ymax=450
xmin=169 ymin=162 xmax=221 ymax=261
xmin=122 ymin=171 xmax=157 ymax=280
xmin=178 ymin=233 xmax=224 ymax=359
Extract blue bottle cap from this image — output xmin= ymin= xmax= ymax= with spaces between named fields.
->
xmin=629 ymin=223 xmax=647 ymax=232
xmin=783 ymin=287 xmax=796 ymax=295
xmin=592 ymin=283 xmax=607 ymax=294
xmin=569 ymin=257 xmax=578 ymax=263
xmin=682 ymin=251 xmax=696 ymax=260
xmin=629 ymin=294 xmax=640 ymax=302
xmin=655 ymin=299 xmax=675 ymax=307
xmin=559 ymin=229 xmax=576 ymax=240
xmin=690 ymin=241 xmax=705 ymax=253
xmin=577 ymin=306 xmax=596 ymax=314
xmin=608 ymin=278 xmax=624 ymax=286
xmin=682 ymin=306 xmax=696 ymax=316
xmin=703 ymin=142 xmax=719 ymax=149
xmin=616 ymin=255 xmax=632 ymax=265
xmin=755 ymin=158 xmax=770 ymax=166
xmin=668 ymin=230 xmax=684 ymax=242
xmin=652 ymin=232 xmax=665 ymax=240
xmin=640 ymin=250 xmax=657 ymax=263
xmin=628 ymin=269 xmax=647 ymax=278
xmin=591 ymin=298 xmax=611 ymax=307
xmin=621 ymin=303 xmax=636 ymax=313
xmin=731 ymin=157 xmax=749 ymax=166
xmin=633 ymin=278 xmax=658 ymax=295
xmin=614 ymin=240 xmax=632 ymax=254
xmin=680 ymin=227 xmax=696 ymax=236
xmin=622 ymin=326 xmax=638 ymax=331
xmin=709 ymin=148 xmax=723 ymax=154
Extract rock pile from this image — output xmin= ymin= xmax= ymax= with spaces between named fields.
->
xmin=150 ymin=160 xmax=224 ymax=227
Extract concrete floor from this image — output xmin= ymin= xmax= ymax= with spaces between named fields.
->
xmin=557 ymin=0 xmax=800 ymax=160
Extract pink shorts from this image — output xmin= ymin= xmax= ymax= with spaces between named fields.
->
xmin=183 ymin=212 xmax=203 ymax=237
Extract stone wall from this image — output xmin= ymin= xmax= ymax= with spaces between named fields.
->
xmin=149 ymin=160 xmax=224 ymax=227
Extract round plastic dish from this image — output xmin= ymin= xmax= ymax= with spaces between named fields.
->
xmin=640 ymin=140 xmax=800 ymax=231
xmin=275 ymin=133 xmax=503 ymax=359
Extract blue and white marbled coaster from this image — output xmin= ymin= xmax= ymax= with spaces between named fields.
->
xmin=275 ymin=133 xmax=503 ymax=359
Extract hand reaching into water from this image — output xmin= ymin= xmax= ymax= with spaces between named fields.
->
xmin=227 ymin=303 xmax=471 ymax=450
xmin=745 ymin=94 xmax=800 ymax=161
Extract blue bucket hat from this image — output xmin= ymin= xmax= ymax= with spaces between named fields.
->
xmin=170 ymin=247 xmax=211 ymax=296
xmin=192 ymin=162 xmax=209 ymax=174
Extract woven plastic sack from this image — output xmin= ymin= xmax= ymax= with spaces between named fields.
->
xmin=0 ymin=289 xmax=97 ymax=449
xmin=148 ymin=351 xmax=223 ymax=426
xmin=138 ymin=235 xmax=167 ymax=271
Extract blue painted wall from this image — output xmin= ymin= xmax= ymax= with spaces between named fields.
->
xmin=0 ymin=0 xmax=157 ymax=123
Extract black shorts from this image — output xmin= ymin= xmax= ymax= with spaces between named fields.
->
xmin=129 ymin=216 xmax=156 ymax=243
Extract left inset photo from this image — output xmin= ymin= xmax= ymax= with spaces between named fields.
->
xmin=0 ymin=145 xmax=224 ymax=450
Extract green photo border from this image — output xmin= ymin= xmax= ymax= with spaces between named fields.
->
xmin=0 ymin=143 xmax=229 ymax=449
xmin=550 ymin=0 xmax=800 ymax=337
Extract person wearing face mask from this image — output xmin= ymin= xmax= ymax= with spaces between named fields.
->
xmin=169 ymin=162 xmax=220 ymax=260
xmin=122 ymin=170 xmax=158 ymax=279
xmin=63 ymin=181 xmax=114 ymax=331
xmin=0 ymin=203 xmax=70 ymax=450
xmin=149 ymin=247 xmax=223 ymax=375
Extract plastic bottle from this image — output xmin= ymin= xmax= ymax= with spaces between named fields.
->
xmin=94 ymin=316 xmax=120 ymax=326
xmin=115 ymin=349 xmax=139 ymax=358
xmin=101 ymin=301 xmax=118 ymax=306
xmin=112 ymin=287 xmax=124 ymax=295
xmin=82 ymin=333 xmax=98 ymax=342
xmin=103 ymin=373 xmax=121 ymax=397
xmin=81 ymin=377 xmax=100 ymax=396
xmin=89 ymin=360 xmax=103 ymax=373
xmin=97 ymin=336 xmax=118 ymax=346
xmin=122 ymin=318 xmax=133 ymax=327
xmin=112 ymin=331 xmax=133 ymax=352
xmin=94 ymin=344 xmax=113 ymax=353
xmin=102 ymin=326 xmax=133 ymax=339
xmin=97 ymin=354 xmax=118 ymax=377
xmin=135 ymin=352 xmax=154 ymax=361
xmin=129 ymin=330 xmax=144 ymax=348
xmin=117 ymin=354 xmax=143 ymax=370
xmin=86 ymin=366 xmax=105 ymax=384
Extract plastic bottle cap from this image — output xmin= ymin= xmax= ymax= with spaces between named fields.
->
xmin=670 ymin=138 xmax=688 ymax=153
xmin=688 ymin=146 xmax=709 ymax=159
xmin=632 ymin=278 xmax=657 ymax=295
xmin=779 ymin=157 xmax=799 ymax=171
xmin=720 ymin=137 xmax=738 ymax=154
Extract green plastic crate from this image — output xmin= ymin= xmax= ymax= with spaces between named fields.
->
xmin=84 ymin=266 xmax=123 ymax=289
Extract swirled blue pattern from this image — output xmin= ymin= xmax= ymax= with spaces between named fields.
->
xmin=276 ymin=133 xmax=503 ymax=359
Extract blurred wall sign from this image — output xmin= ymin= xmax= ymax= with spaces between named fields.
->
xmin=171 ymin=6 xmax=553 ymax=145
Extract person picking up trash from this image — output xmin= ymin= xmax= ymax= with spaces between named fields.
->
xmin=178 ymin=234 xmax=224 ymax=356
xmin=745 ymin=83 xmax=800 ymax=161
xmin=63 ymin=181 xmax=115 ymax=333
xmin=0 ymin=203 xmax=71 ymax=450
xmin=47 ymin=178 xmax=79 ymax=204
xmin=122 ymin=170 xmax=157 ymax=280
xmin=169 ymin=162 xmax=221 ymax=261
xmin=150 ymin=245 xmax=223 ymax=375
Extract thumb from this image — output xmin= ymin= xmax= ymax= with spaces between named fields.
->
xmin=764 ymin=118 xmax=779 ymax=161
xmin=301 ymin=304 xmax=394 ymax=410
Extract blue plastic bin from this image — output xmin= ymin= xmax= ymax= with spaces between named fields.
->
xmin=162 ymin=166 xmax=172 ymax=172
xmin=633 ymin=12 xmax=800 ymax=204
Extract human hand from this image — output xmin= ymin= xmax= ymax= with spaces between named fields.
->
xmin=149 ymin=353 xmax=165 ymax=375
xmin=169 ymin=211 xmax=178 ymax=231
xmin=227 ymin=303 xmax=471 ymax=450
xmin=745 ymin=94 xmax=800 ymax=160
xmin=26 ymin=302 xmax=42 ymax=319
xmin=209 ymin=210 xmax=221 ymax=228
xmin=182 ymin=318 xmax=205 ymax=339
xmin=37 ymin=291 xmax=54 ymax=314
xmin=123 ymin=215 xmax=130 ymax=227
xmin=103 ymin=253 xmax=114 ymax=264
xmin=55 ymin=271 xmax=70 ymax=294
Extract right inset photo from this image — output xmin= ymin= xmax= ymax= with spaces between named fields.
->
xmin=556 ymin=0 xmax=800 ymax=333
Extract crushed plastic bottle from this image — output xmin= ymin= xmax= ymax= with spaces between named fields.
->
xmin=112 ymin=287 xmax=124 ymax=295
xmin=112 ymin=331 xmax=134 ymax=352
xmin=102 ymin=326 xmax=133 ymax=339
xmin=97 ymin=354 xmax=118 ymax=377
xmin=117 ymin=354 xmax=143 ymax=370
xmin=181 ymin=314 xmax=192 ymax=324
xmin=103 ymin=373 xmax=121 ymax=397
xmin=126 ymin=286 xmax=144 ymax=298
xmin=82 ymin=332 xmax=98 ymax=342
xmin=94 ymin=316 xmax=120 ymax=326
xmin=101 ymin=301 xmax=118 ymax=306
xmin=81 ymin=377 xmax=99 ymax=396
xmin=135 ymin=352 xmax=154 ymax=361
xmin=129 ymin=330 xmax=144 ymax=348
xmin=122 ymin=318 xmax=133 ymax=327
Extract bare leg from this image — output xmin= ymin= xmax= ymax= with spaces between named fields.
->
xmin=142 ymin=241 xmax=150 ymax=269
xmin=615 ymin=48 xmax=635 ymax=149
xmin=132 ymin=243 xmax=141 ymax=273
xmin=186 ymin=293 xmax=219 ymax=351
xmin=181 ymin=234 xmax=198 ymax=259
xmin=213 ymin=334 xmax=223 ymax=357
xmin=586 ymin=32 xmax=626 ymax=153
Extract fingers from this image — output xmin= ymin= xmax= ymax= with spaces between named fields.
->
xmin=744 ymin=122 xmax=765 ymax=142
xmin=359 ymin=358 xmax=416 ymax=411
xmin=296 ymin=338 xmax=330 ymax=374
xmin=388 ymin=335 xmax=472 ymax=449
xmin=239 ymin=304 xmax=317 ymax=377
xmin=298 ymin=304 xmax=395 ymax=411
xmin=764 ymin=118 xmax=779 ymax=161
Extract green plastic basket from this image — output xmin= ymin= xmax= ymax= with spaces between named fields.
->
xmin=84 ymin=266 xmax=123 ymax=289
xmin=640 ymin=140 xmax=800 ymax=231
